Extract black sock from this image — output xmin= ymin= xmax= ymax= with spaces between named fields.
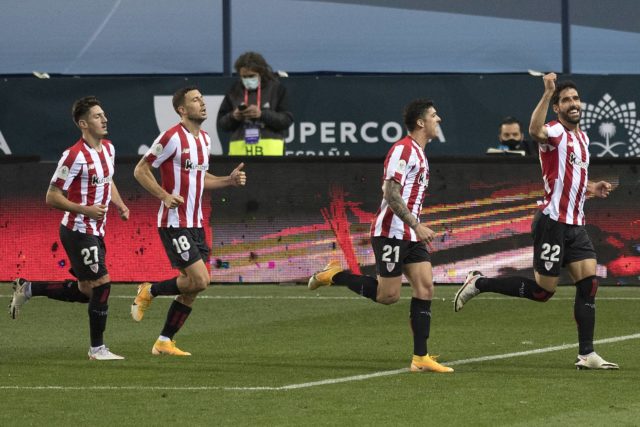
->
xmin=476 ymin=276 xmax=554 ymax=302
xmin=88 ymin=283 xmax=111 ymax=348
xmin=151 ymin=277 xmax=180 ymax=297
xmin=410 ymin=298 xmax=431 ymax=356
xmin=575 ymin=276 xmax=597 ymax=355
xmin=332 ymin=272 xmax=378 ymax=302
xmin=30 ymin=281 xmax=90 ymax=303
xmin=160 ymin=300 xmax=192 ymax=339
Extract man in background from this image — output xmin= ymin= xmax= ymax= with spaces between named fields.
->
xmin=489 ymin=116 xmax=536 ymax=155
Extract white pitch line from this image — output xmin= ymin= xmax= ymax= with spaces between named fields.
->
xmin=2 ymin=294 xmax=639 ymax=301
xmin=1 ymin=333 xmax=637 ymax=392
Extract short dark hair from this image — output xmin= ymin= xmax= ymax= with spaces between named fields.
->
xmin=234 ymin=51 xmax=275 ymax=82
xmin=499 ymin=116 xmax=523 ymax=132
xmin=551 ymin=80 xmax=578 ymax=105
xmin=172 ymin=86 xmax=200 ymax=114
xmin=403 ymin=99 xmax=435 ymax=132
xmin=72 ymin=96 xmax=101 ymax=124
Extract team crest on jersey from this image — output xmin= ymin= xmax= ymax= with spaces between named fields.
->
xmin=151 ymin=142 xmax=163 ymax=156
xmin=90 ymin=263 xmax=99 ymax=273
xmin=581 ymin=93 xmax=640 ymax=158
xmin=57 ymin=165 xmax=69 ymax=180
xmin=544 ymin=261 xmax=553 ymax=271
xmin=180 ymin=252 xmax=190 ymax=262
xmin=386 ymin=262 xmax=395 ymax=273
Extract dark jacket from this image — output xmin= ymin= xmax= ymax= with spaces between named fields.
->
xmin=217 ymin=79 xmax=293 ymax=143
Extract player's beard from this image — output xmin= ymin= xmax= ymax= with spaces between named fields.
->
xmin=560 ymin=108 xmax=580 ymax=125
xmin=188 ymin=113 xmax=206 ymax=124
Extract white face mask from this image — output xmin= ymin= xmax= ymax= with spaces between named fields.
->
xmin=241 ymin=76 xmax=260 ymax=90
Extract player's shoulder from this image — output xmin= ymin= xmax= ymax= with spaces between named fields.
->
xmin=389 ymin=135 xmax=413 ymax=150
xmin=101 ymin=139 xmax=114 ymax=152
xmin=543 ymin=120 xmax=568 ymax=139
xmin=157 ymin=123 xmax=183 ymax=142
xmin=61 ymin=139 xmax=87 ymax=161
xmin=545 ymin=120 xmax=565 ymax=131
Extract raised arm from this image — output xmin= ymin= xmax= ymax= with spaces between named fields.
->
xmin=529 ymin=72 xmax=557 ymax=143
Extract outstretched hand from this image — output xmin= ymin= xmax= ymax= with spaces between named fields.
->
xmin=591 ymin=181 xmax=612 ymax=198
xmin=230 ymin=162 xmax=247 ymax=186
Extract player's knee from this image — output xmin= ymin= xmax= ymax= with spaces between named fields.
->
xmin=534 ymin=287 xmax=554 ymax=302
xmin=576 ymin=275 xmax=598 ymax=300
xmin=377 ymin=292 xmax=400 ymax=305
xmin=189 ymin=275 xmax=209 ymax=292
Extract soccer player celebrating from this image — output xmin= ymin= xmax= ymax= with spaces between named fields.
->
xmin=132 ymin=86 xmax=246 ymax=356
xmin=454 ymin=73 xmax=618 ymax=370
xmin=308 ymin=99 xmax=453 ymax=373
xmin=9 ymin=96 xmax=129 ymax=361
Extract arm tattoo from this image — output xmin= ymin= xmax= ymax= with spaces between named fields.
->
xmin=384 ymin=180 xmax=417 ymax=228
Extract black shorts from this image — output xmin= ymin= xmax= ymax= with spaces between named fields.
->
xmin=158 ymin=227 xmax=210 ymax=269
xmin=371 ymin=236 xmax=431 ymax=278
xmin=531 ymin=210 xmax=596 ymax=277
xmin=59 ymin=225 xmax=108 ymax=281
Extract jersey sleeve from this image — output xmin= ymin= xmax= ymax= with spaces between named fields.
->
xmin=50 ymin=149 xmax=83 ymax=191
xmin=384 ymin=143 xmax=413 ymax=186
xmin=144 ymin=131 xmax=177 ymax=168
xmin=544 ymin=122 xmax=564 ymax=147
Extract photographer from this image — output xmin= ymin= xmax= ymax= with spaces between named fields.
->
xmin=217 ymin=52 xmax=293 ymax=156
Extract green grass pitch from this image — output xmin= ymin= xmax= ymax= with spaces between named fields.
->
xmin=1 ymin=283 xmax=638 ymax=426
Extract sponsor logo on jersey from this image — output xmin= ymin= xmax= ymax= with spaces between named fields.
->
xmin=569 ymin=152 xmax=589 ymax=169
xmin=184 ymin=159 xmax=207 ymax=171
xmin=182 ymin=148 xmax=190 ymax=154
xmin=88 ymin=164 xmax=96 ymax=170
xmin=91 ymin=175 xmax=113 ymax=186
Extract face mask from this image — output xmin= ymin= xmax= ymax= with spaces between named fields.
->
xmin=241 ymin=76 xmax=260 ymax=90
xmin=501 ymin=139 xmax=520 ymax=149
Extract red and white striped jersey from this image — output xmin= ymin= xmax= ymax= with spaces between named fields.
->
xmin=50 ymin=138 xmax=115 ymax=237
xmin=371 ymin=136 xmax=429 ymax=241
xmin=538 ymin=120 xmax=590 ymax=225
xmin=144 ymin=123 xmax=211 ymax=228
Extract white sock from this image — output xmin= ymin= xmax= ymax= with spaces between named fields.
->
xmin=158 ymin=336 xmax=171 ymax=342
